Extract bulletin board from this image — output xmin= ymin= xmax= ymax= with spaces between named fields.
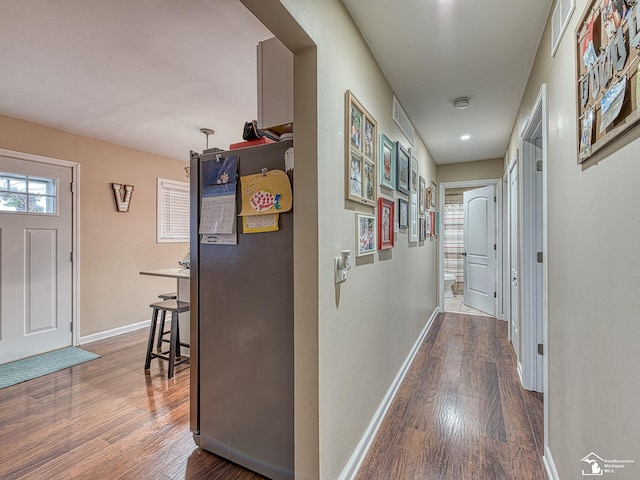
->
xmin=576 ymin=0 xmax=640 ymax=163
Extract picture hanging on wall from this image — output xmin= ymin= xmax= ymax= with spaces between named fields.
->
xmin=378 ymin=197 xmax=395 ymax=250
xmin=419 ymin=176 xmax=426 ymax=214
xmin=345 ymin=90 xmax=377 ymax=206
xmin=379 ymin=133 xmax=396 ymax=191
xmin=430 ymin=180 xmax=437 ymax=207
xmin=355 ymin=212 xmax=376 ymax=256
xmin=419 ymin=216 xmax=426 ymax=242
xmin=396 ymin=142 xmax=410 ymax=195
xmin=410 ymin=154 xmax=419 ymax=195
xmin=398 ymin=197 xmax=409 ymax=229
xmin=409 ymin=190 xmax=419 ymax=243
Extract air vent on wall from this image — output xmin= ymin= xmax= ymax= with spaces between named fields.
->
xmin=551 ymin=0 xmax=575 ymax=57
xmin=392 ymin=95 xmax=415 ymax=146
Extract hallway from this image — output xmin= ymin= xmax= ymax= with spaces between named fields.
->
xmin=356 ymin=312 xmax=544 ymax=479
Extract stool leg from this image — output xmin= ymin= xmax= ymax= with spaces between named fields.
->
xmin=175 ymin=319 xmax=181 ymax=358
xmin=145 ymin=308 xmax=159 ymax=370
xmin=168 ymin=313 xmax=178 ymax=379
xmin=156 ymin=310 xmax=168 ymax=350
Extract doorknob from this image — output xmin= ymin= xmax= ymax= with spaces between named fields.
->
xmin=461 ymin=252 xmax=467 ymax=256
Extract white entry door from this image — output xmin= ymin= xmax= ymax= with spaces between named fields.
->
xmin=509 ymin=161 xmax=520 ymax=361
xmin=0 ymin=156 xmax=73 ymax=364
xmin=463 ymin=185 xmax=496 ymax=316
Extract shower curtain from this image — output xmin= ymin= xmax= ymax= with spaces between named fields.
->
xmin=444 ymin=203 xmax=464 ymax=291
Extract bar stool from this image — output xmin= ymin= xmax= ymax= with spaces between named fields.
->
xmin=156 ymin=292 xmax=177 ymax=349
xmin=144 ymin=299 xmax=190 ymax=379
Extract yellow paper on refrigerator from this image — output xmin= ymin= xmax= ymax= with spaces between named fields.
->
xmin=243 ymin=214 xmax=279 ymax=233
xmin=239 ymin=170 xmax=292 ymax=216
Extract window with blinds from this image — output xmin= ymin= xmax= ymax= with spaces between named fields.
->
xmin=157 ymin=177 xmax=189 ymax=243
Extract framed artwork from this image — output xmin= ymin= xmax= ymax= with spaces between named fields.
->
xmin=396 ymin=142 xmax=410 ymax=195
xmin=429 ymin=210 xmax=436 ymax=238
xmin=356 ymin=212 xmax=376 ymax=256
xmin=419 ymin=176 xmax=426 ymax=214
xmin=409 ymin=191 xmax=419 ymax=243
xmin=430 ymin=180 xmax=437 ymax=207
xmin=426 ymin=185 xmax=432 ymax=208
xmin=346 ymin=91 xmax=377 ymax=206
xmin=419 ymin=216 xmax=426 ymax=241
xmin=378 ymin=197 xmax=395 ymax=250
xmin=398 ymin=198 xmax=409 ymax=229
xmin=435 ymin=211 xmax=440 ymax=237
xmin=410 ymin=155 xmax=419 ymax=194
xmin=379 ymin=134 xmax=396 ymax=191
xmin=425 ymin=213 xmax=432 ymax=240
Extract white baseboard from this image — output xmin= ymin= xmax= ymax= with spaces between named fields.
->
xmin=543 ymin=445 xmax=559 ymax=480
xmin=339 ymin=307 xmax=440 ymax=480
xmin=79 ymin=319 xmax=151 ymax=345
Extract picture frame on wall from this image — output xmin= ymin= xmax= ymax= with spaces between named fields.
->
xmin=419 ymin=176 xmax=426 ymax=214
xmin=378 ymin=197 xmax=395 ymax=250
xmin=379 ymin=133 xmax=396 ymax=191
xmin=398 ymin=198 xmax=409 ymax=229
xmin=410 ymin=155 xmax=419 ymax=195
xmin=419 ymin=216 xmax=426 ymax=242
xmin=355 ymin=212 xmax=376 ymax=256
xmin=430 ymin=180 xmax=437 ymax=207
xmin=396 ymin=142 xmax=410 ymax=195
xmin=429 ymin=210 xmax=436 ymax=238
xmin=409 ymin=191 xmax=419 ymax=243
xmin=345 ymin=91 xmax=377 ymax=206
xmin=425 ymin=212 xmax=432 ymax=240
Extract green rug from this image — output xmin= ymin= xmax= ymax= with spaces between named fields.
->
xmin=0 ymin=347 xmax=100 ymax=389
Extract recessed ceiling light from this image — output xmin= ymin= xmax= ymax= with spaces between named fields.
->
xmin=453 ymin=97 xmax=471 ymax=110
xmin=460 ymin=135 xmax=471 ymax=141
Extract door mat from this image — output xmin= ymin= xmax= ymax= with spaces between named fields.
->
xmin=0 ymin=347 xmax=100 ymax=389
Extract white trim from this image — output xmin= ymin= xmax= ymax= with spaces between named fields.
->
xmin=79 ymin=319 xmax=151 ymax=345
xmin=438 ymin=179 xmax=501 ymax=315
xmin=543 ymin=445 xmax=559 ymax=480
xmin=339 ymin=307 xmax=439 ymax=480
xmin=0 ymin=148 xmax=81 ymax=349
xmin=519 ymin=84 xmax=547 ymax=394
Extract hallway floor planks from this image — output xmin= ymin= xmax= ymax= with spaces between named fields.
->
xmin=355 ymin=312 xmax=545 ymax=480
xmin=0 ymin=313 xmax=543 ymax=479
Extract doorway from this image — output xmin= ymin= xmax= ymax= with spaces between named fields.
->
xmin=439 ymin=178 xmax=502 ymax=317
xmin=0 ymin=150 xmax=79 ymax=364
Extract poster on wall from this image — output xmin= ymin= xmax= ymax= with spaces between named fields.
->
xmin=575 ymin=0 xmax=640 ymax=163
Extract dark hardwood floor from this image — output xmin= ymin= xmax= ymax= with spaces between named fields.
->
xmin=0 ymin=313 xmax=543 ymax=480
xmin=356 ymin=312 xmax=545 ymax=480
xmin=0 ymin=328 xmax=265 ymax=480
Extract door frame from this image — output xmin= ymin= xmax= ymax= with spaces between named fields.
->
xmin=518 ymin=84 xmax=548 ymax=395
xmin=0 ymin=148 xmax=80 ymax=346
xmin=438 ymin=178 xmax=502 ymax=316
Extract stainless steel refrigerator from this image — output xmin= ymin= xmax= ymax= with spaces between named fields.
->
xmin=189 ymin=139 xmax=294 ymax=480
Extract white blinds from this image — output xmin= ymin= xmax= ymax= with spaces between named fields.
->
xmin=157 ymin=178 xmax=189 ymax=242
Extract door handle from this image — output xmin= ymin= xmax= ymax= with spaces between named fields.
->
xmin=461 ymin=252 xmax=467 ymax=256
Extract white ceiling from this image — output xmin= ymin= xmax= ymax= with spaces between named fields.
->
xmin=0 ymin=0 xmax=552 ymax=165
xmin=343 ymin=0 xmax=553 ymax=164
xmin=0 ymin=0 xmax=273 ymax=162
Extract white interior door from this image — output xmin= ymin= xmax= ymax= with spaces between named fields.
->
xmin=463 ymin=185 xmax=496 ymax=316
xmin=509 ymin=160 xmax=520 ymax=361
xmin=0 ymin=156 xmax=73 ymax=364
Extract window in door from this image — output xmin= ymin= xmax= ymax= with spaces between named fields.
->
xmin=0 ymin=172 xmax=57 ymax=214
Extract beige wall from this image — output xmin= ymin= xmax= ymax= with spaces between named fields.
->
xmin=246 ymin=1 xmax=439 ymax=479
xmin=506 ymin=2 xmax=640 ymax=478
xmin=437 ymin=157 xmax=504 ymax=184
xmin=0 ymin=115 xmax=187 ymax=337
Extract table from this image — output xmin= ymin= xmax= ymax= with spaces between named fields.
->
xmin=140 ymin=268 xmax=190 ymax=347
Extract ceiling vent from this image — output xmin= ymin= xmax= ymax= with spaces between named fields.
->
xmin=551 ymin=0 xmax=575 ymax=57
xmin=453 ymin=97 xmax=471 ymax=110
xmin=392 ymin=95 xmax=415 ymax=146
